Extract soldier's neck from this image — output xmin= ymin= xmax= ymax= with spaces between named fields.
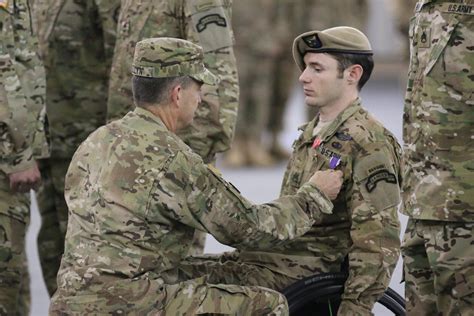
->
xmin=319 ymin=91 xmax=359 ymax=122
xmin=147 ymin=105 xmax=178 ymax=132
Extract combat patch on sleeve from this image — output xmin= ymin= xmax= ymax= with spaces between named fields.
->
xmin=366 ymin=169 xmax=397 ymax=193
xmin=196 ymin=13 xmax=227 ymax=32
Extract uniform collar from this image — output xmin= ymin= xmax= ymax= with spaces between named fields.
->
xmin=297 ymin=97 xmax=362 ymax=147
xmin=132 ymin=107 xmax=170 ymax=132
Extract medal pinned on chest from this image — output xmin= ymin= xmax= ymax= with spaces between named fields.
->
xmin=311 ymin=137 xmax=342 ymax=170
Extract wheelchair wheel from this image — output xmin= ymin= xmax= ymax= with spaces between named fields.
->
xmin=282 ymin=272 xmax=405 ymax=315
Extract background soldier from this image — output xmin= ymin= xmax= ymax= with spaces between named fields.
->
xmin=0 ymin=0 xmax=49 ymax=314
xmin=32 ymin=0 xmax=121 ymax=295
xmin=401 ymin=1 xmax=474 ymax=315
xmin=107 ymin=0 xmax=239 ymax=255
xmin=181 ymin=27 xmax=402 ymax=316
xmin=49 ymin=38 xmax=343 ymax=315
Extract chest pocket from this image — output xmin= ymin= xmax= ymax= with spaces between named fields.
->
xmin=353 ymin=153 xmax=401 ymax=213
xmin=187 ymin=0 xmax=234 ymax=52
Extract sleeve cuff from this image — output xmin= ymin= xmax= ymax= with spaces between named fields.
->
xmin=297 ymin=182 xmax=333 ymax=215
xmin=0 ymin=147 xmax=35 ymax=174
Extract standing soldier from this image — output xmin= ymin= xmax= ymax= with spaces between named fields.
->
xmin=181 ymin=27 xmax=402 ymax=316
xmin=0 ymin=0 xmax=49 ymax=314
xmin=32 ymin=0 xmax=121 ymax=295
xmin=401 ymin=1 xmax=474 ymax=315
xmin=107 ymin=0 xmax=239 ymax=254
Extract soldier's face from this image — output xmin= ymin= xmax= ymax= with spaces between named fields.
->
xmin=299 ymin=53 xmax=345 ymax=108
xmin=178 ymin=80 xmax=203 ymax=127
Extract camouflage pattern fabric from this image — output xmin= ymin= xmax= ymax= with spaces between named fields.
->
xmin=107 ymin=0 xmax=239 ymax=164
xmin=401 ymin=1 xmax=474 ymax=315
xmin=0 ymin=0 xmax=48 ymax=314
xmin=401 ymin=0 xmax=474 ymax=222
xmin=402 ymin=219 xmax=474 ymax=316
xmin=49 ymin=107 xmax=333 ymax=314
xmin=390 ymin=0 xmax=419 ymax=61
xmin=35 ymin=158 xmax=70 ymax=294
xmin=108 ymin=0 xmax=239 ymax=255
xmin=32 ymin=0 xmax=121 ymax=295
xmin=183 ymin=99 xmax=402 ymax=315
xmin=0 ymin=176 xmax=30 ymax=316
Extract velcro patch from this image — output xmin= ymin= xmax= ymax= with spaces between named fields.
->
xmin=366 ymin=169 xmax=397 ymax=193
xmin=196 ymin=13 xmax=227 ymax=32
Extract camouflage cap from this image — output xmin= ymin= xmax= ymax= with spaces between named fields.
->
xmin=131 ymin=37 xmax=219 ymax=85
xmin=292 ymin=26 xmax=373 ymax=70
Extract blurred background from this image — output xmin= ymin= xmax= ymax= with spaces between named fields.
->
xmin=26 ymin=0 xmax=411 ymax=314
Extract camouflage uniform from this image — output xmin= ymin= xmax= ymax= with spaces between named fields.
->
xmin=182 ymin=98 xmax=402 ymax=315
xmin=108 ymin=0 xmax=238 ymax=255
xmin=0 ymin=0 xmax=49 ymax=314
xmin=107 ymin=0 xmax=238 ymax=163
xmin=48 ymin=105 xmax=334 ymax=314
xmin=32 ymin=0 xmax=121 ymax=295
xmin=401 ymin=1 xmax=474 ymax=315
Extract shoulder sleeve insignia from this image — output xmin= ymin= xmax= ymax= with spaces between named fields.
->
xmin=366 ymin=169 xmax=397 ymax=193
xmin=196 ymin=13 xmax=227 ymax=32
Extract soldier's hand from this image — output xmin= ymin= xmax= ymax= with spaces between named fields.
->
xmin=9 ymin=162 xmax=42 ymax=193
xmin=309 ymin=170 xmax=343 ymax=200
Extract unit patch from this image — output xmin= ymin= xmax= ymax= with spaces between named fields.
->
xmin=196 ymin=13 xmax=227 ymax=32
xmin=366 ymin=169 xmax=397 ymax=193
xmin=335 ymin=132 xmax=352 ymax=141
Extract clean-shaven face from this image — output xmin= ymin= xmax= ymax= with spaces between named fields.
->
xmin=299 ymin=52 xmax=345 ymax=109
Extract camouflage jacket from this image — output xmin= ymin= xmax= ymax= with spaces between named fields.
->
xmin=0 ymin=0 xmax=49 ymax=175
xmin=107 ymin=0 xmax=239 ymax=163
xmin=240 ymin=99 xmax=402 ymax=313
xmin=53 ymin=107 xmax=332 ymax=302
xmin=32 ymin=0 xmax=121 ymax=158
xmin=402 ymin=0 xmax=474 ymax=221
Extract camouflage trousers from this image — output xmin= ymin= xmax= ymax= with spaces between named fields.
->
xmin=402 ymin=219 xmax=474 ymax=316
xmin=50 ymin=275 xmax=288 ymax=315
xmin=36 ymin=158 xmax=70 ymax=295
xmin=0 ymin=174 xmax=30 ymax=316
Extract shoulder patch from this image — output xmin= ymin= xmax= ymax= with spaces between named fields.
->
xmin=366 ymin=169 xmax=397 ymax=193
xmin=196 ymin=13 xmax=227 ymax=32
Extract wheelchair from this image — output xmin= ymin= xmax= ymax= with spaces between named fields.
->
xmin=282 ymin=272 xmax=406 ymax=315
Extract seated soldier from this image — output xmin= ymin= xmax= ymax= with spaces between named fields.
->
xmin=48 ymin=37 xmax=343 ymax=315
xmin=180 ymin=27 xmax=402 ymax=316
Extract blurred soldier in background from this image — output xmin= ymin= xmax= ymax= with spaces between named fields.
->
xmin=390 ymin=0 xmax=419 ymax=61
xmin=401 ymin=1 xmax=474 ymax=315
xmin=225 ymin=0 xmax=369 ymax=167
xmin=107 ymin=0 xmax=239 ymax=255
xmin=0 ymin=0 xmax=49 ymax=314
xmin=33 ymin=0 xmax=120 ymax=295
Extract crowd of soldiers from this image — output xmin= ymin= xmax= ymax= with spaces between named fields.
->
xmin=0 ymin=0 xmax=472 ymax=315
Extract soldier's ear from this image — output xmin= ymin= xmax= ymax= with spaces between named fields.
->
xmin=346 ymin=64 xmax=363 ymax=86
xmin=170 ymin=84 xmax=182 ymax=107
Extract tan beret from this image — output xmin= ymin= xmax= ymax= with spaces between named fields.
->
xmin=293 ymin=26 xmax=373 ymax=71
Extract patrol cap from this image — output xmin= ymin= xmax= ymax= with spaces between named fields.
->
xmin=131 ymin=37 xmax=219 ymax=85
xmin=292 ymin=26 xmax=373 ymax=71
